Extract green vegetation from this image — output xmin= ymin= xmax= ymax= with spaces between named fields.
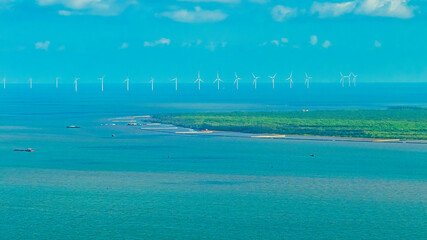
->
xmin=152 ymin=109 xmax=427 ymax=140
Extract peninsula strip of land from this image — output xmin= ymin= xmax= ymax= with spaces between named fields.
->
xmin=151 ymin=108 xmax=427 ymax=140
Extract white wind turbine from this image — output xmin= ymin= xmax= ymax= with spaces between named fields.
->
xmin=268 ymin=73 xmax=277 ymax=89
xmin=340 ymin=72 xmax=350 ymax=87
xmin=305 ymin=73 xmax=312 ymax=88
xmin=55 ymin=77 xmax=60 ymax=89
xmin=74 ymin=76 xmax=79 ymax=92
xmin=3 ymin=77 xmax=5 ymax=89
xmin=213 ymin=72 xmax=223 ymax=90
xmin=29 ymin=78 xmax=32 ymax=89
xmin=99 ymin=76 xmax=105 ymax=92
xmin=252 ymin=73 xmax=259 ymax=90
xmin=351 ymin=73 xmax=357 ymax=87
xmin=234 ymin=73 xmax=240 ymax=90
xmin=150 ymin=77 xmax=154 ymax=91
xmin=123 ymin=77 xmax=129 ymax=92
xmin=171 ymin=77 xmax=178 ymax=91
xmin=194 ymin=72 xmax=204 ymax=90
xmin=286 ymin=72 xmax=293 ymax=88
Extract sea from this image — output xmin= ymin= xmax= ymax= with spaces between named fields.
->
xmin=0 ymin=82 xmax=426 ymax=240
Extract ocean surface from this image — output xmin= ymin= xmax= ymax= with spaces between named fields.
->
xmin=0 ymin=83 xmax=426 ymax=240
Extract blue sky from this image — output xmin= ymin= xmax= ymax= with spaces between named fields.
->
xmin=0 ymin=0 xmax=426 ymax=84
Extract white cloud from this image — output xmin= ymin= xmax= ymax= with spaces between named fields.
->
xmin=58 ymin=10 xmax=75 ymax=16
xmin=205 ymin=42 xmax=217 ymax=51
xmin=159 ymin=6 xmax=227 ymax=23
xmin=144 ymin=38 xmax=171 ymax=47
xmin=374 ymin=40 xmax=382 ymax=47
xmin=0 ymin=0 xmax=14 ymax=9
xmin=311 ymin=1 xmax=356 ymax=18
xmin=322 ymin=40 xmax=331 ymax=48
xmin=271 ymin=5 xmax=298 ymax=22
xmin=310 ymin=35 xmax=318 ymax=45
xmin=120 ymin=42 xmax=128 ymax=49
xmin=35 ymin=41 xmax=50 ymax=50
xmin=178 ymin=0 xmax=239 ymax=3
xmin=271 ymin=40 xmax=279 ymax=46
xmin=356 ymin=0 xmax=416 ymax=19
xmin=182 ymin=39 xmax=204 ymax=47
xmin=204 ymin=41 xmax=227 ymax=51
xmin=249 ymin=0 xmax=269 ymax=3
xmin=261 ymin=38 xmax=289 ymax=47
xmin=37 ymin=0 xmax=137 ymax=16
xmin=310 ymin=0 xmax=417 ymax=19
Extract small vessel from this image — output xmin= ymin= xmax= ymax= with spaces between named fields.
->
xmin=14 ymin=148 xmax=34 ymax=152
xmin=67 ymin=125 xmax=80 ymax=128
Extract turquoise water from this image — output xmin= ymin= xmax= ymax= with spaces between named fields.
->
xmin=1 ymin=83 xmax=426 ymax=239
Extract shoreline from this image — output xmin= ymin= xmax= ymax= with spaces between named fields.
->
xmin=124 ymin=116 xmax=427 ymax=144
xmin=142 ymin=109 xmax=427 ymax=143
xmin=170 ymin=127 xmax=427 ymax=144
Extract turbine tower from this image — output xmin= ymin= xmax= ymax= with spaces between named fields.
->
xmin=99 ymin=76 xmax=104 ymax=92
xmin=29 ymin=78 xmax=32 ymax=89
xmin=351 ymin=73 xmax=357 ymax=87
xmin=213 ymin=72 xmax=223 ymax=90
xmin=286 ymin=72 xmax=293 ymax=88
xmin=194 ymin=72 xmax=203 ymax=90
xmin=340 ymin=72 xmax=351 ymax=87
xmin=55 ymin=77 xmax=59 ymax=89
xmin=234 ymin=73 xmax=240 ymax=90
xmin=150 ymin=77 xmax=154 ymax=91
xmin=171 ymin=77 xmax=178 ymax=91
xmin=3 ymin=77 xmax=5 ymax=89
xmin=305 ymin=73 xmax=311 ymax=89
xmin=268 ymin=73 xmax=277 ymax=89
xmin=252 ymin=73 xmax=259 ymax=90
xmin=123 ymin=77 xmax=129 ymax=92
xmin=74 ymin=77 xmax=79 ymax=92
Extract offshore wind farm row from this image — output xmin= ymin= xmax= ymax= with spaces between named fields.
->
xmin=1 ymin=72 xmax=358 ymax=92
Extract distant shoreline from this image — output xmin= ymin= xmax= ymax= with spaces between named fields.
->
xmin=150 ymin=109 xmax=427 ymax=141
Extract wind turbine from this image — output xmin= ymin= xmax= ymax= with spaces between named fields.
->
xmin=99 ymin=76 xmax=105 ymax=92
xmin=3 ymin=77 xmax=5 ymax=89
xmin=55 ymin=77 xmax=60 ymax=89
xmin=340 ymin=72 xmax=348 ymax=87
xmin=74 ymin=76 xmax=79 ymax=92
xmin=305 ymin=73 xmax=312 ymax=88
xmin=252 ymin=73 xmax=259 ymax=90
xmin=286 ymin=72 xmax=293 ymax=88
xmin=150 ymin=77 xmax=154 ymax=91
xmin=351 ymin=73 xmax=357 ymax=87
xmin=268 ymin=73 xmax=277 ymax=89
xmin=194 ymin=72 xmax=203 ymax=90
xmin=29 ymin=78 xmax=32 ymax=89
xmin=213 ymin=72 xmax=223 ymax=90
xmin=171 ymin=77 xmax=178 ymax=91
xmin=123 ymin=77 xmax=129 ymax=92
xmin=234 ymin=73 xmax=240 ymax=90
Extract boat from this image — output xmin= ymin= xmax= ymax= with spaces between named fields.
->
xmin=67 ymin=125 xmax=80 ymax=128
xmin=14 ymin=148 xmax=34 ymax=152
